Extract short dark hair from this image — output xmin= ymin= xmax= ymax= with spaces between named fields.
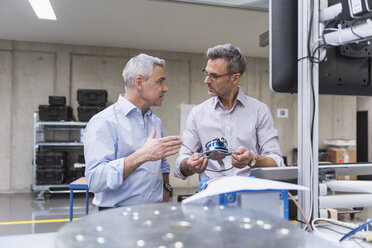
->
xmin=206 ymin=44 xmax=246 ymax=75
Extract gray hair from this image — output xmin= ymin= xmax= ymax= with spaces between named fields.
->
xmin=206 ymin=44 xmax=246 ymax=75
xmin=122 ymin=53 xmax=165 ymax=91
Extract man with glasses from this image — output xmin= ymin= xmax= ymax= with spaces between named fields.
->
xmin=174 ymin=44 xmax=284 ymax=181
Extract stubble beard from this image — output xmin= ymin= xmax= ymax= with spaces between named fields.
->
xmin=207 ymin=86 xmax=217 ymax=96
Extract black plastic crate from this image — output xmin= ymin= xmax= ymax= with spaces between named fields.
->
xmin=37 ymin=164 xmax=65 ymax=169
xmin=37 ymin=168 xmax=64 ymax=185
xmin=49 ymin=96 xmax=66 ymax=106
xmin=38 ymin=105 xmax=73 ymax=121
xmin=36 ymin=151 xmax=67 ymax=167
xmin=78 ymin=105 xmax=106 ymax=122
xmin=75 ymin=167 xmax=85 ymax=179
xmin=64 ymin=169 xmax=77 ymax=184
xmin=77 ymin=154 xmax=85 ymax=164
xmin=64 ymin=176 xmax=76 ymax=184
xmin=77 ymin=89 xmax=107 ymax=106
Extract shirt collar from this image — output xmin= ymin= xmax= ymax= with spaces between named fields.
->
xmin=212 ymin=86 xmax=247 ymax=110
xmin=235 ymin=86 xmax=248 ymax=107
xmin=117 ymin=95 xmax=152 ymax=117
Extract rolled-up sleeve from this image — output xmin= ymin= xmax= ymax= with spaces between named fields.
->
xmin=84 ymin=118 xmax=125 ymax=193
xmin=257 ymin=106 xmax=285 ymax=167
xmin=174 ymin=109 xmax=202 ymax=179
xmin=159 ymin=125 xmax=170 ymax=174
xmin=174 ymin=154 xmax=189 ymax=180
xmin=161 ymin=158 xmax=170 ymax=174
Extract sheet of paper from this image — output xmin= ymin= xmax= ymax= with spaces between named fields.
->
xmin=182 ymin=176 xmax=308 ymax=204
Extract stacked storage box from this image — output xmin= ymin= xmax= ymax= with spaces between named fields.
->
xmin=74 ymin=154 xmax=86 ymax=179
xmin=324 ymin=139 xmax=357 ymax=180
xmin=64 ymin=154 xmax=86 ymax=183
xmin=38 ymin=96 xmax=73 ymax=121
xmin=36 ymin=151 xmax=67 ymax=185
xmin=77 ymin=89 xmax=107 ymax=122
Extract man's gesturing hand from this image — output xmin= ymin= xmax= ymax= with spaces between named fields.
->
xmin=140 ymin=128 xmax=182 ymax=161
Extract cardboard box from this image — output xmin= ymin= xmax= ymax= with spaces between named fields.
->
xmin=328 ymin=149 xmax=344 ymax=163
xmin=327 ymin=148 xmax=357 ymax=180
xmin=327 ymin=148 xmax=356 ymax=163
xmin=337 ymin=175 xmax=357 ymax=180
xmin=348 ymin=149 xmax=356 ymax=163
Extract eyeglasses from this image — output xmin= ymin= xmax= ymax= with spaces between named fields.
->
xmin=202 ymin=69 xmax=236 ymax=81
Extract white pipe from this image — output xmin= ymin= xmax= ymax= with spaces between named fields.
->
xmin=320 ymin=3 xmax=342 ymax=22
xmin=325 ymin=180 xmax=372 ymax=193
xmin=319 ymin=183 xmax=328 ymax=196
xmin=319 ymin=208 xmax=328 ymax=218
xmin=324 ymin=19 xmax=372 ymax=45
xmin=319 ymin=194 xmax=372 ymax=208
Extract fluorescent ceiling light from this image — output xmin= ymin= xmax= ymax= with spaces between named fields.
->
xmin=28 ymin=0 xmax=57 ymax=20
xmin=167 ymin=0 xmax=268 ymax=10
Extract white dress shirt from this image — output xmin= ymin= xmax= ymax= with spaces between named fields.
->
xmin=175 ymin=87 xmax=284 ymax=180
xmin=84 ymin=95 xmax=169 ymax=207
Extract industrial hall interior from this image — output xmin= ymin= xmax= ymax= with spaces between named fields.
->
xmin=1 ymin=0 xmax=372 ymax=247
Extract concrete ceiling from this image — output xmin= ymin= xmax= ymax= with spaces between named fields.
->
xmin=0 ymin=0 xmax=269 ymax=57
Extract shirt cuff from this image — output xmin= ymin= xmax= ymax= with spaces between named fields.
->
xmin=160 ymin=157 xmax=170 ymax=174
xmin=116 ymin=157 xmax=124 ymax=182
xmin=265 ymin=154 xmax=285 ymax=167
xmin=162 ymin=165 xmax=170 ymax=174
xmin=174 ymin=155 xmax=189 ymax=180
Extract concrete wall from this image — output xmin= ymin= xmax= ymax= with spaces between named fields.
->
xmin=0 ymin=39 xmax=364 ymax=192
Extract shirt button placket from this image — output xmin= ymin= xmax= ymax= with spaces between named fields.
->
xmin=226 ymin=113 xmax=231 ymax=144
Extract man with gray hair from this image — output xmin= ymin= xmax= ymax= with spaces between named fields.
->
xmin=84 ymin=53 xmax=182 ymax=210
xmin=175 ymin=44 xmax=284 ymax=181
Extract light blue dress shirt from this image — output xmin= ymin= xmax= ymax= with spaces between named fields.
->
xmin=175 ymin=87 xmax=284 ymax=180
xmin=84 ymin=95 xmax=169 ymax=207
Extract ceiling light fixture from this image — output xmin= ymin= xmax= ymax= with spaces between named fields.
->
xmin=28 ymin=0 xmax=57 ymax=20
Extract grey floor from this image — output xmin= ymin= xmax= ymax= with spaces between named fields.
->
xmin=0 ymin=192 xmax=98 ymax=237
xmin=0 ymin=188 xmax=197 ymax=237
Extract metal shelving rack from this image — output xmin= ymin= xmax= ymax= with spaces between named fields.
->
xmin=32 ymin=112 xmax=87 ymax=199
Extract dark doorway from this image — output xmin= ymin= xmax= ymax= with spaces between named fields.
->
xmin=357 ymin=111 xmax=368 ymax=162
xmin=357 ymin=111 xmax=370 ymax=180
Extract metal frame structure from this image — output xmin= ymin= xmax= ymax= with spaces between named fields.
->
xmin=32 ymin=112 xmax=87 ymax=199
xmin=297 ymin=0 xmax=319 ymax=222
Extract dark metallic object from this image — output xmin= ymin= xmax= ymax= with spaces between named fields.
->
xmin=203 ymin=137 xmax=232 ymax=167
